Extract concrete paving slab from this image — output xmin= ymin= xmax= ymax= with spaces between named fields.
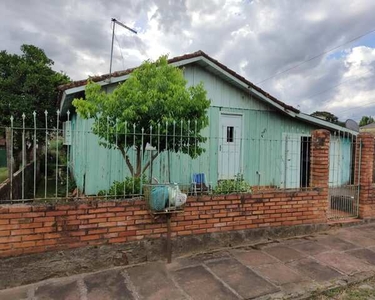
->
xmin=350 ymin=227 xmax=375 ymax=240
xmin=126 ymin=263 xmax=186 ymax=300
xmin=231 ymin=249 xmax=278 ymax=267
xmin=34 ymin=281 xmax=80 ymax=300
xmin=288 ymin=258 xmax=342 ymax=282
xmin=84 ymin=269 xmax=134 ymax=300
xmin=316 ymin=236 xmax=358 ymax=251
xmin=0 ymin=286 xmax=29 ymax=300
xmin=336 ymin=229 xmax=375 ymax=247
xmin=263 ymin=245 xmax=306 ymax=262
xmin=253 ymin=262 xmax=304 ymax=286
xmin=282 ymin=237 xmax=312 ymax=246
xmin=172 ymin=265 xmax=239 ymax=300
xmin=205 ymin=258 xmax=279 ymax=299
xmin=347 ymin=248 xmax=375 ymax=265
xmin=167 ymin=251 xmax=231 ymax=271
xmin=292 ymin=241 xmax=330 ymax=255
xmin=314 ymin=252 xmax=372 ymax=275
xmin=355 ymin=225 xmax=375 ymax=233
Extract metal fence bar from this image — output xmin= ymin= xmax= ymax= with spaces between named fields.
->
xmin=55 ymin=110 xmax=60 ymax=199
xmin=10 ymin=116 xmax=14 ymax=201
xmin=44 ymin=111 xmax=48 ymax=199
xmin=66 ymin=110 xmax=71 ymax=198
xmin=33 ymin=111 xmax=37 ymax=198
xmin=21 ymin=113 xmax=25 ymax=201
xmin=2 ymin=112 xmax=363 ymax=204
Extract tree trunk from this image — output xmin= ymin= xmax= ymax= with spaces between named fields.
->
xmin=119 ymin=147 xmax=159 ymax=178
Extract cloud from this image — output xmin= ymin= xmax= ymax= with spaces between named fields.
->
xmin=1 ymin=0 xmax=375 ymax=121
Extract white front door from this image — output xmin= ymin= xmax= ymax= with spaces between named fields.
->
xmin=218 ymin=114 xmax=242 ymax=179
xmin=281 ymin=133 xmax=302 ymax=188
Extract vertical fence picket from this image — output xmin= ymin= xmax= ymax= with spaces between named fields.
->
xmin=124 ymin=121 xmax=127 ymax=197
xmin=115 ymin=118 xmax=119 ymax=198
xmin=194 ymin=120 xmax=197 ymax=195
xmin=179 ymin=121 xmax=183 ymax=185
xmin=106 ymin=116 xmax=110 ymax=199
xmin=141 ymin=127 xmax=144 ymax=195
xmin=149 ymin=125 xmax=153 ymax=182
xmin=33 ymin=111 xmax=37 ymax=199
xmin=165 ymin=121 xmax=168 ymax=183
xmin=172 ymin=121 xmax=176 ymax=184
xmin=132 ymin=123 xmax=136 ymax=195
xmin=44 ymin=111 xmax=48 ymax=199
xmin=66 ymin=110 xmax=70 ymax=198
xmin=55 ymin=110 xmax=60 ymax=199
xmin=158 ymin=123 xmax=161 ymax=183
xmin=187 ymin=120 xmax=191 ymax=187
xmin=9 ymin=116 xmax=14 ymax=201
xmin=21 ymin=113 xmax=25 ymax=201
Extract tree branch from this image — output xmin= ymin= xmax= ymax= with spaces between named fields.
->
xmin=119 ymin=147 xmax=134 ymax=175
xmin=142 ymin=152 xmax=159 ymax=174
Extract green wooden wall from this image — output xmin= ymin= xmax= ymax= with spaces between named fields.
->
xmin=70 ymin=108 xmax=317 ymax=195
xmin=68 ymin=63 xmax=341 ymax=195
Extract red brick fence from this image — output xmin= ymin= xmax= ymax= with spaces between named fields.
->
xmin=0 ymin=189 xmax=327 ymax=258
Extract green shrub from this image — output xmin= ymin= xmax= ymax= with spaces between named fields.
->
xmin=98 ymin=175 xmax=147 ymax=197
xmin=214 ymin=174 xmax=252 ymax=195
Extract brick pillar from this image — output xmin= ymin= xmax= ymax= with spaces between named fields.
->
xmin=310 ymin=130 xmax=330 ymax=189
xmin=357 ymin=133 xmax=375 ymax=218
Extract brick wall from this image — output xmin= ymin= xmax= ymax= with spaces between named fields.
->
xmin=358 ymin=132 xmax=375 ymax=218
xmin=0 ymin=190 xmax=327 ymax=258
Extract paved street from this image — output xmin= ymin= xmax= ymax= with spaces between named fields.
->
xmin=2 ymin=223 xmax=375 ymax=299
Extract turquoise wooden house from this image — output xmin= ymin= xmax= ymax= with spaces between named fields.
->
xmin=58 ymin=51 xmax=357 ymax=195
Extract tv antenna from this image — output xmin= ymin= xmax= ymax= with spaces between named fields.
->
xmin=109 ymin=18 xmax=137 ymax=80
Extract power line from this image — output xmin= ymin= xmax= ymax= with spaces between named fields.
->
xmin=305 ymin=69 xmax=373 ymax=103
xmin=332 ymin=101 xmax=375 ymax=116
xmin=256 ymin=27 xmax=375 ymax=85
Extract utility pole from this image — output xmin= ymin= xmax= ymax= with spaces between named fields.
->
xmin=109 ymin=18 xmax=137 ymax=81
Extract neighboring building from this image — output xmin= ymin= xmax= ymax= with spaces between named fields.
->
xmin=360 ymin=122 xmax=375 ymax=134
xmin=58 ymin=51 xmax=357 ymax=195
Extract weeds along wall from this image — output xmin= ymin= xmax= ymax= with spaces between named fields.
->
xmin=0 ymin=190 xmax=327 ymax=258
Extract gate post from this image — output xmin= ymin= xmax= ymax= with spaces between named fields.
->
xmin=357 ymin=132 xmax=375 ymax=218
xmin=310 ymin=129 xmax=330 ymax=221
xmin=310 ymin=129 xmax=330 ymax=189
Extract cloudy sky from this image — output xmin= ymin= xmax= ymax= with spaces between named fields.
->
xmin=1 ymin=0 xmax=375 ymax=121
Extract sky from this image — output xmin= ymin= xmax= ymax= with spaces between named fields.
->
xmin=1 ymin=0 xmax=375 ymax=122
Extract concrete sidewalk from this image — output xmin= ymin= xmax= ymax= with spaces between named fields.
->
xmin=3 ymin=223 xmax=375 ymax=300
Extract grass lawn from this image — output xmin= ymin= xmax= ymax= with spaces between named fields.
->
xmin=0 ymin=167 xmax=8 ymax=183
xmin=313 ymin=277 xmax=375 ymax=299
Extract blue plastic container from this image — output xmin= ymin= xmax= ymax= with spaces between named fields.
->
xmin=150 ymin=186 xmax=169 ymax=211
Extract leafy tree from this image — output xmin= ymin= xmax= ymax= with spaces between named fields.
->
xmin=73 ymin=55 xmax=211 ymax=177
xmin=310 ymin=111 xmax=340 ymax=124
xmin=0 ymin=44 xmax=70 ymax=128
xmin=359 ymin=116 xmax=374 ymax=127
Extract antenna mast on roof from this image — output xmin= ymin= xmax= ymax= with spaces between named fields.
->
xmin=109 ymin=18 xmax=137 ymax=81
